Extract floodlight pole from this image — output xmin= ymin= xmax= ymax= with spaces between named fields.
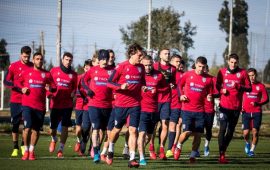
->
xmin=147 ymin=0 xmax=152 ymax=52
xmin=56 ymin=0 xmax=62 ymax=66
xmin=228 ymin=0 xmax=234 ymax=55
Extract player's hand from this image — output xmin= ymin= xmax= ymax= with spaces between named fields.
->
xmin=87 ymin=90 xmax=94 ymax=98
xmin=70 ymin=91 xmax=75 ymax=98
xmin=222 ymin=88 xmax=227 ymax=95
xmin=22 ymin=87 xmax=29 ymax=94
xmin=207 ymin=94 xmax=213 ymax=101
xmin=180 ymin=95 xmax=189 ymax=102
xmin=250 ymin=102 xmax=258 ymax=106
xmin=83 ymin=97 xmax=89 ymax=104
xmin=121 ymin=83 xmax=129 ymax=90
xmin=151 ymin=87 xmax=156 ymax=94
xmin=141 ymin=86 xmax=147 ymax=92
xmin=170 ymin=83 xmax=175 ymax=89
xmin=45 ymin=84 xmax=50 ymax=91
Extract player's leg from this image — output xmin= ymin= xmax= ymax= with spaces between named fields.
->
xmin=49 ymin=109 xmax=60 ymax=153
xmin=242 ymin=112 xmax=251 ymax=154
xmin=159 ymin=102 xmax=170 ymax=160
xmin=249 ymin=113 xmax=262 ymax=157
xmin=74 ymin=109 xmax=83 ymax=152
xmin=204 ymin=113 xmax=214 ymax=156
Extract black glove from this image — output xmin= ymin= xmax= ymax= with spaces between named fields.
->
xmin=87 ymin=90 xmax=94 ymax=98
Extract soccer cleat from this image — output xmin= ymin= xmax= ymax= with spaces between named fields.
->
xmin=128 ymin=159 xmax=140 ymax=168
xmin=248 ymin=151 xmax=255 ymax=157
xmin=245 ymin=143 xmax=250 ymax=154
xmin=80 ymin=141 xmax=86 ymax=154
xmin=93 ymin=153 xmax=100 ymax=163
xmin=122 ymin=146 xmax=130 ymax=160
xmin=139 ymin=159 xmax=147 ymax=166
xmin=100 ymin=154 xmax=106 ymax=162
xmin=189 ymin=157 xmax=196 ymax=164
xmin=159 ymin=147 xmax=167 ymax=160
xmin=204 ymin=146 xmax=210 ymax=157
xmin=29 ymin=151 xmax=36 ymax=161
xmin=174 ymin=147 xmax=181 ymax=160
xmin=149 ymin=150 xmax=157 ymax=160
xmin=74 ymin=142 xmax=80 ymax=152
xmin=21 ymin=151 xmax=29 ymax=160
xmin=171 ymin=144 xmax=176 ymax=153
xmin=219 ymin=153 xmax=229 ymax=164
xmin=166 ymin=150 xmax=173 ymax=158
xmin=49 ymin=141 xmax=56 ymax=153
xmin=21 ymin=146 xmax=25 ymax=155
xmin=57 ymin=150 xmax=63 ymax=158
xmin=195 ymin=150 xmax=201 ymax=157
xmin=106 ymin=152 xmax=114 ymax=165
xmin=11 ymin=149 xmax=19 ymax=157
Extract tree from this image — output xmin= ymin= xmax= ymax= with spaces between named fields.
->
xmin=218 ymin=0 xmax=250 ymax=68
xmin=263 ymin=59 xmax=270 ymax=83
xmin=76 ymin=64 xmax=84 ymax=75
xmin=120 ymin=6 xmax=196 ymax=63
xmin=0 ymin=39 xmax=10 ymax=71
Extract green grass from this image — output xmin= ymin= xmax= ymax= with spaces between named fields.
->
xmin=0 ymin=133 xmax=270 ymax=170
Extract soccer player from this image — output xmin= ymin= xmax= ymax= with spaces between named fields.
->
xmin=166 ymin=54 xmax=184 ymax=158
xmin=174 ymin=56 xmax=213 ymax=163
xmin=152 ymin=48 xmax=176 ymax=160
xmin=216 ymin=53 xmax=251 ymax=163
xmin=82 ymin=49 xmax=114 ymax=163
xmin=4 ymin=46 xmax=33 ymax=157
xmin=18 ymin=53 xmax=56 ymax=160
xmin=74 ymin=59 xmax=92 ymax=154
xmin=106 ymin=43 xmax=145 ymax=168
xmin=242 ymin=68 xmax=269 ymax=157
xmin=138 ymin=55 xmax=165 ymax=165
xmin=48 ymin=52 xmax=78 ymax=158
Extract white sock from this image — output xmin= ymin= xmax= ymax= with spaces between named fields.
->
xmin=129 ymin=150 xmax=135 ymax=160
xmin=51 ymin=136 xmax=57 ymax=142
xmin=76 ymin=137 xmax=81 ymax=143
xmin=29 ymin=145 xmax=34 ymax=152
xmin=250 ymin=144 xmax=256 ymax=152
xmin=108 ymin=142 xmax=114 ymax=152
xmin=177 ymin=143 xmax=182 ymax=149
xmin=140 ymin=153 xmax=145 ymax=161
xmin=101 ymin=147 xmax=107 ymax=155
xmin=24 ymin=145 xmax=29 ymax=151
xmin=205 ymin=139 xmax=209 ymax=147
xmin=124 ymin=143 xmax=128 ymax=148
xmin=59 ymin=143 xmax=65 ymax=151
xmin=190 ymin=150 xmax=197 ymax=158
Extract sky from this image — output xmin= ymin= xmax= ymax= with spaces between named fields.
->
xmin=0 ymin=0 xmax=269 ymax=71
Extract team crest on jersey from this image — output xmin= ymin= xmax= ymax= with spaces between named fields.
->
xmin=126 ymin=68 xmax=130 ymax=72
xmin=107 ymin=70 xmax=112 ymax=75
xmin=224 ymin=79 xmax=228 ymax=83
xmin=153 ymin=74 xmax=157 ymax=80
xmin=236 ymin=73 xmax=241 ymax=78
xmin=137 ymin=67 xmax=142 ymax=73
xmin=256 ymin=86 xmax=260 ymax=91
xmin=69 ymin=74 xmax=73 ymax=78
xmin=202 ymin=77 xmax=206 ymax=83
xmin=94 ymin=77 xmax=98 ymax=81
xmin=57 ymin=78 xmax=60 ymax=82
xmin=19 ymin=67 xmax=22 ymax=71
xmin=125 ymin=75 xmax=130 ymax=79
xmin=29 ymin=79 xmax=33 ymax=83
xmin=190 ymin=82 xmax=194 ymax=86
xmin=58 ymin=72 xmax=60 ymax=75
xmin=29 ymin=72 xmax=32 ymax=76
xmin=41 ymin=73 xmax=45 ymax=78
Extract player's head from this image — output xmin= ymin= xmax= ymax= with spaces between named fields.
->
xmin=84 ymin=59 xmax=92 ymax=72
xmin=62 ymin=52 xmax=73 ymax=68
xmin=159 ymin=48 xmax=170 ymax=63
xmin=98 ymin=49 xmax=110 ymax=68
xmin=20 ymin=46 xmax=32 ymax=64
xmin=141 ymin=55 xmax=153 ymax=74
xmin=32 ymin=52 xmax=44 ymax=69
xmin=247 ymin=68 xmax=257 ymax=83
xmin=91 ymin=52 xmax=99 ymax=66
xmin=108 ymin=49 xmax=115 ymax=66
xmin=227 ymin=53 xmax=239 ymax=70
xmin=127 ymin=43 xmax=143 ymax=64
xmin=170 ymin=54 xmax=182 ymax=70
xmin=194 ymin=56 xmax=207 ymax=75
xmin=204 ymin=64 xmax=209 ymax=73
xmin=179 ymin=60 xmax=185 ymax=71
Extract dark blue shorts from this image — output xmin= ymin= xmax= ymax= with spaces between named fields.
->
xmin=22 ymin=106 xmax=45 ymax=131
xmin=50 ymin=108 xmax=73 ymax=129
xmin=107 ymin=108 xmax=115 ymax=131
xmin=114 ymin=106 xmax=140 ymax=129
xmin=158 ymin=102 xmax=171 ymax=120
xmin=75 ymin=109 xmax=84 ymax=126
xmin=89 ymin=106 xmax=112 ymax=130
xmin=242 ymin=112 xmax=262 ymax=131
xmin=138 ymin=112 xmax=159 ymax=134
xmin=181 ymin=110 xmax=205 ymax=133
xmin=170 ymin=109 xmax=181 ymax=123
xmin=81 ymin=109 xmax=91 ymax=130
xmin=10 ymin=102 xmax=22 ymax=125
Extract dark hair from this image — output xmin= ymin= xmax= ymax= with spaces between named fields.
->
xmin=196 ymin=56 xmax=207 ymax=65
xmin=142 ymin=55 xmax=153 ymax=61
xmin=180 ymin=60 xmax=185 ymax=65
xmin=33 ymin=52 xmax=43 ymax=58
xmin=108 ymin=49 xmax=115 ymax=56
xmin=127 ymin=43 xmax=143 ymax=58
xmin=62 ymin=52 xmax=73 ymax=59
xmin=21 ymin=46 xmax=31 ymax=55
xmin=158 ymin=48 xmax=170 ymax=57
xmin=84 ymin=59 xmax=93 ymax=67
xmin=228 ymin=53 xmax=239 ymax=61
xmin=247 ymin=68 xmax=257 ymax=75
xmin=170 ymin=54 xmax=182 ymax=61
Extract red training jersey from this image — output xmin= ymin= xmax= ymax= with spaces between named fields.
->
xmin=171 ymin=70 xmax=184 ymax=109
xmin=75 ymin=74 xmax=88 ymax=111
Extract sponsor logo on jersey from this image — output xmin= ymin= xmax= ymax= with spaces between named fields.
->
xmin=57 ymin=78 xmax=60 ymax=82
xmin=202 ymin=77 xmax=206 ymax=83
xmin=69 ymin=74 xmax=73 ymax=79
xmin=41 ymin=73 xmax=45 ymax=78
xmin=29 ymin=79 xmax=33 ymax=83
xmin=125 ymin=75 xmax=130 ymax=79
xmin=256 ymin=86 xmax=260 ymax=91
xmin=236 ymin=73 xmax=241 ymax=78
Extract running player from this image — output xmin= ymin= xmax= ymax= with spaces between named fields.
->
xmin=242 ymin=68 xmax=269 ymax=157
xmin=106 ymin=43 xmax=145 ymax=168
xmin=48 ymin=52 xmax=78 ymax=158
xmin=4 ymin=46 xmax=33 ymax=157
xmin=174 ymin=56 xmax=213 ymax=163
xmin=19 ymin=52 xmax=56 ymax=160
xmin=216 ymin=53 xmax=251 ymax=163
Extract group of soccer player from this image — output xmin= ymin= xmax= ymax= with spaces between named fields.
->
xmin=4 ymin=43 xmax=269 ymax=168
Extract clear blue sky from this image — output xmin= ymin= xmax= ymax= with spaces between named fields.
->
xmin=0 ymin=0 xmax=269 ymax=70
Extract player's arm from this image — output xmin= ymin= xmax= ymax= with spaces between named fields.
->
xmin=107 ymin=65 xmax=127 ymax=90
xmin=238 ymin=71 xmax=252 ymax=92
xmin=81 ymin=69 xmax=95 ymax=98
xmin=4 ymin=65 xmax=21 ymax=93
xmin=179 ymin=72 xmax=188 ymax=101
xmin=70 ymin=73 xmax=78 ymax=98
xmin=45 ymin=72 xmax=57 ymax=93
xmin=257 ymin=84 xmax=269 ymax=106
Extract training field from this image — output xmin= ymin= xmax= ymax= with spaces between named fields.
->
xmin=0 ymin=134 xmax=270 ymax=170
